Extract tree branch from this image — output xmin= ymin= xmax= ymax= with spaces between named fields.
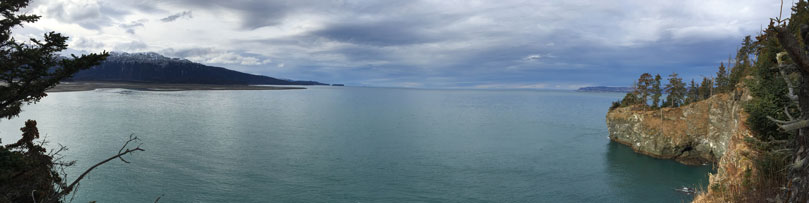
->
xmin=776 ymin=63 xmax=800 ymax=102
xmin=786 ymin=106 xmax=796 ymax=121
xmin=117 ymin=134 xmax=139 ymax=163
xmin=782 ymin=119 xmax=809 ymax=132
xmin=769 ymin=115 xmax=795 ymax=124
xmin=774 ymin=25 xmax=809 ymax=75
xmin=55 ymin=136 xmax=144 ymax=198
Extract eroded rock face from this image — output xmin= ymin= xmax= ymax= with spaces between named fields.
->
xmin=606 ymin=90 xmax=750 ymax=165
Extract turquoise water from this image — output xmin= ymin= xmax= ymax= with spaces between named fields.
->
xmin=0 ymin=87 xmax=711 ymax=202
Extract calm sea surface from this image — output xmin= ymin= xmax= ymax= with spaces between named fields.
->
xmin=0 ymin=86 xmax=711 ymax=202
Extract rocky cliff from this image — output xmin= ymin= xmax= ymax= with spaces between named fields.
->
xmin=606 ymin=89 xmax=752 ymax=165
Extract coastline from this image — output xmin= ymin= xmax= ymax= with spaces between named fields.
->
xmin=47 ymin=82 xmax=306 ymax=92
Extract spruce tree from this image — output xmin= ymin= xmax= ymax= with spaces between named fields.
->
xmin=651 ymin=74 xmax=662 ymax=108
xmin=635 ymin=73 xmax=653 ymax=107
xmin=664 ymin=73 xmax=687 ymax=107
xmin=699 ymin=77 xmax=714 ymax=100
xmin=730 ymin=36 xmax=755 ymax=87
xmin=686 ymin=79 xmax=699 ymax=104
xmin=716 ymin=62 xmax=729 ymax=93
xmin=0 ymin=0 xmax=110 ymax=202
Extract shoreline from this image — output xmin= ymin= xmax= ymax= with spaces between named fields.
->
xmin=47 ymin=82 xmax=306 ymax=92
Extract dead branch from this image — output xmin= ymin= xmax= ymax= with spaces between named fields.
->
xmin=154 ymin=194 xmax=164 ymax=203
xmin=117 ymin=134 xmax=139 ymax=164
xmin=769 ymin=115 xmax=795 ymax=124
xmin=768 ymin=115 xmax=809 ymax=131
xmin=787 ymin=106 xmax=796 ymax=121
xmin=774 ymin=26 xmax=809 ymax=75
xmin=777 ymin=63 xmax=800 ymax=102
xmin=54 ymin=135 xmax=144 ymax=199
xmin=782 ymin=119 xmax=809 ymax=132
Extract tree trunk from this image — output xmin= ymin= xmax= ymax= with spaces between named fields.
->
xmin=788 ymin=75 xmax=809 ymax=202
xmin=773 ymin=25 xmax=809 ymax=203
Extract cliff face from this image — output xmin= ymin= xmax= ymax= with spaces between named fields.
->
xmin=606 ymin=90 xmax=751 ymax=165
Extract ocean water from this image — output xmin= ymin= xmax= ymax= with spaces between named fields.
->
xmin=0 ymin=86 xmax=712 ymax=202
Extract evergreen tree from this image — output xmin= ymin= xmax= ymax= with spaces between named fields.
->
xmin=699 ymin=77 xmax=714 ymax=100
xmin=730 ymin=35 xmax=755 ymax=86
xmin=686 ymin=79 xmax=699 ymax=104
xmin=766 ymin=1 xmax=809 ymax=200
xmin=664 ymin=73 xmax=687 ymax=107
xmin=620 ymin=92 xmax=640 ymax=107
xmin=635 ymin=73 xmax=653 ymax=107
xmin=651 ymin=74 xmax=662 ymax=108
xmin=0 ymin=0 xmax=111 ymax=202
xmin=716 ymin=62 xmax=730 ymax=92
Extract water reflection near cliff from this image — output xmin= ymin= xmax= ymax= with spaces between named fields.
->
xmin=605 ymin=142 xmax=714 ymax=202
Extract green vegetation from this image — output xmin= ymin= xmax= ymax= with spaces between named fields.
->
xmin=612 ymin=32 xmax=758 ymax=110
xmin=612 ymin=1 xmax=809 ymax=201
xmin=664 ymin=73 xmax=687 ymax=107
xmin=0 ymin=0 xmax=142 ymax=202
xmin=651 ymin=74 xmax=662 ymax=108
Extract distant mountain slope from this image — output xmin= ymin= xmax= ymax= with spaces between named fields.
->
xmin=576 ymin=86 xmax=633 ymax=93
xmin=71 ymin=52 xmax=326 ymax=85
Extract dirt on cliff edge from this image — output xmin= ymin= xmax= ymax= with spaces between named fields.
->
xmin=606 ymin=92 xmax=743 ymax=165
xmin=606 ymin=85 xmax=766 ymax=202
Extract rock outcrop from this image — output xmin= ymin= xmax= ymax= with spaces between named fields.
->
xmin=606 ymin=89 xmax=751 ymax=165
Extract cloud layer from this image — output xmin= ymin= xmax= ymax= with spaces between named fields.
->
xmin=14 ymin=0 xmax=789 ymax=88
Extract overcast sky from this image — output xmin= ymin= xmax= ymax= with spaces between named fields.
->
xmin=13 ymin=0 xmax=791 ymax=89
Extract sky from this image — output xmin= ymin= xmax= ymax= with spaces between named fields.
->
xmin=12 ymin=0 xmax=793 ymax=89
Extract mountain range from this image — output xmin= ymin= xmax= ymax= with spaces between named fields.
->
xmin=70 ymin=52 xmax=327 ymax=86
xmin=576 ymin=86 xmax=633 ymax=93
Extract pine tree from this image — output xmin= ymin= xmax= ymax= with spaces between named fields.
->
xmin=686 ymin=79 xmax=699 ymax=104
xmin=664 ymin=73 xmax=687 ymax=107
xmin=730 ymin=36 xmax=755 ymax=87
xmin=699 ymin=77 xmax=714 ymax=100
xmin=635 ymin=73 xmax=653 ymax=107
xmin=768 ymin=0 xmax=809 ymax=200
xmin=0 ymin=0 xmax=111 ymax=202
xmin=651 ymin=74 xmax=662 ymax=108
xmin=716 ymin=62 xmax=730 ymax=93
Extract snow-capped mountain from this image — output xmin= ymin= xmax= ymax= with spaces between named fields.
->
xmin=71 ymin=52 xmax=326 ymax=85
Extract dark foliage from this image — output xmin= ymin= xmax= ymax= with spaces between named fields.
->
xmin=0 ymin=0 xmax=108 ymax=202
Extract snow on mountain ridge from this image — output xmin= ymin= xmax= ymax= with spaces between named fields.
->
xmin=107 ymin=52 xmax=193 ymax=67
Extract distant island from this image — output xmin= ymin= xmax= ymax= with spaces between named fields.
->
xmin=69 ymin=52 xmax=329 ymax=86
xmin=576 ymin=86 xmax=633 ymax=93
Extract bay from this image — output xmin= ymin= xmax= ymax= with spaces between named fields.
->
xmin=0 ymin=87 xmax=711 ymax=202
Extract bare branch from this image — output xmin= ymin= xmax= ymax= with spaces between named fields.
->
xmin=773 ymin=25 xmax=809 ymax=75
xmin=776 ymin=63 xmax=800 ymax=102
xmin=769 ymin=115 xmax=796 ymax=124
xmin=56 ymin=136 xmax=144 ymax=198
xmin=781 ymin=119 xmax=809 ymax=131
xmin=117 ymin=134 xmax=138 ymax=163
xmin=786 ymin=106 xmax=796 ymax=121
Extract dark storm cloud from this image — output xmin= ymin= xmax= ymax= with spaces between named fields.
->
xmin=32 ymin=0 xmax=788 ymax=88
xmin=311 ymin=21 xmax=439 ymax=46
xmin=163 ymin=0 xmax=296 ymax=29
